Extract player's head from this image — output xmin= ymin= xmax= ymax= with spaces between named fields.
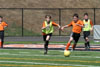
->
xmin=45 ymin=15 xmax=51 ymax=22
xmin=84 ymin=13 xmax=88 ymax=20
xmin=0 ymin=16 xmax=3 ymax=22
xmin=73 ymin=13 xmax=79 ymax=22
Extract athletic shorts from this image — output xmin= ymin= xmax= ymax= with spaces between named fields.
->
xmin=0 ymin=31 xmax=4 ymax=39
xmin=70 ymin=32 xmax=80 ymax=43
xmin=83 ymin=31 xmax=90 ymax=39
xmin=43 ymin=33 xmax=52 ymax=41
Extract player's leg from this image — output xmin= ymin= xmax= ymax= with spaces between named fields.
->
xmin=44 ymin=35 xmax=50 ymax=54
xmin=72 ymin=33 xmax=80 ymax=50
xmin=86 ymin=37 xmax=90 ymax=48
xmin=44 ymin=33 xmax=52 ymax=54
xmin=43 ymin=34 xmax=47 ymax=54
xmin=65 ymin=32 xmax=74 ymax=50
xmin=0 ymin=31 xmax=2 ymax=48
xmin=84 ymin=37 xmax=90 ymax=50
xmin=84 ymin=31 xmax=90 ymax=50
xmin=0 ymin=39 xmax=1 ymax=48
xmin=1 ymin=31 xmax=4 ymax=48
xmin=83 ymin=31 xmax=88 ymax=49
xmin=86 ymin=31 xmax=90 ymax=48
xmin=65 ymin=37 xmax=73 ymax=50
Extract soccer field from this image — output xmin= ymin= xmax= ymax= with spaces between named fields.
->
xmin=0 ymin=49 xmax=100 ymax=67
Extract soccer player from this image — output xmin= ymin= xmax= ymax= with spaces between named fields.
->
xmin=42 ymin=15 xmax=60 ymax=54
xmin=83 ymin=13 xmax=93 ymax=50
xmin=0 ymin=16 xmax=8 ymax=48
xmin=61 ymin=13 xmax=83 ymax=51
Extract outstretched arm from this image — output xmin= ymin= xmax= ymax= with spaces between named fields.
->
xmin=52 ymin=22 xmax=61 ymax=29
xmin=61 ymin=25 xmax=69 ymax=31
xmin=61 ymin=22 xmax=72 ymax=31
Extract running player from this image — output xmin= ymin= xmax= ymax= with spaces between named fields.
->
xmin=61 ymin=13 xmax=83 ymax=51
xmin=83 ymin=13 xmax=93 ymax=50
xmin=0 ymin=16 xmax=8 ymax=48
xmin=42 ymin=15 xmax=60 ymax=54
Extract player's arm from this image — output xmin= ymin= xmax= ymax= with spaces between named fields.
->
xmin=3 ymin=22 xmax=8 ymax=28
xmin=90 ymin=20 xmax=94 ymax=31
xmin=76 ymin=21 xmax=83 ymax=27
xmin=52 ymin=22 xmax=61 ymax=29
xmin=61 ymin=22 xmax=72 ymax=31
xmin=42 ymin=22 xmax=50 ymax=30
xmin=76 ymin=23 xmax=83 ymax=27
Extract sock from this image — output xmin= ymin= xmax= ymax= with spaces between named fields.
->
xmin=72 ymin=44 xmax=76 ymax=50
xmin=87 ymin=42 xmax=90 ymax=48
xmin=85 ymin=43 xmax=87 ymax=48
xmin=44 ymin=41 xmax=49 ymax=52
xmin=1 ymin=40 xmax=3 ymax=48
xmin=65 ymin=43 xmax=71 ymax=50
xmin=0 ymin=41 xmax=2 ymax=48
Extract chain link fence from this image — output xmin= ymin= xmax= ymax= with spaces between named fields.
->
xmin=0 ymin=8 xmax=99 ymax=36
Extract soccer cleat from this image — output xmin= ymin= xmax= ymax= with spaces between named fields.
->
xmin=44 ymin=50 xmax=47 ymax=55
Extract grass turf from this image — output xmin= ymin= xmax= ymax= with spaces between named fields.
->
xmin=0 ymin=49 xmax=100 ymax=67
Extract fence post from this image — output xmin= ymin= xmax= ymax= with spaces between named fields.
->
xmin=94 ymin=8 xmax=96 ymax=25
xmin=22 ymin=8 xmax=24 ymax=37
xmin=59 ymin=8 xmax=61 ymax=36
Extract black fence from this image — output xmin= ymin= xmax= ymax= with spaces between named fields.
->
xmin=0 ymin=8 xmax=100 ymax=36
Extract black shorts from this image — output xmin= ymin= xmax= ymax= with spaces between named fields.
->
xmin=43 ymin=33 xmax=52 ymax=41
xmin=83 ymin=31 xmax=90 ymax=39
xmin=70 ymin=32 xmax=80 ymax=43
xmin=0 ymin=31 xmax=4 ymax=39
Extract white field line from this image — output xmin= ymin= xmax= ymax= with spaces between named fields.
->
xmin=0 ymin=52 xmax=100 ymax=59
xmin=19 ymin=52 xmax=30 ymax=54
xmin=0 ymin=60 xmax=99 ymax=67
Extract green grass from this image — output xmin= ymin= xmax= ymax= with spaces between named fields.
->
xmin=0 ymin=49 xmax=100 ymax=67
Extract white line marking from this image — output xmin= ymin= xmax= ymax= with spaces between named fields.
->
xmin=19 ymin=52 xmax=30 ymax=54
xmin=0 ymin=60 xmax=99 ymax=67
xmin=0 ymin=52 xmax=100 ymax=59
xmin=0 ymin=53 xmax=10 ymax=54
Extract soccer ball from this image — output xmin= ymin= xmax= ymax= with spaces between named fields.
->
xmin=64 ymin=50 xmax=71 ymax=57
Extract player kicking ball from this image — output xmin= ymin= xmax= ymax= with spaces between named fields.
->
xmin=42 ymin=15 xmax=61 ymax=54
xmin=61 ymin=14 xmax=83 ymax=51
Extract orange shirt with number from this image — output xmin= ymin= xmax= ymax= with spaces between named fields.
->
xmin=67 ymin=20 xmax=83 ymax=33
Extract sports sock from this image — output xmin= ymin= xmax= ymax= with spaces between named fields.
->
xmin=65 ymin=43 xmax=71 ymax=50
xmin=0 ymin=41 xmax=2 ymax=48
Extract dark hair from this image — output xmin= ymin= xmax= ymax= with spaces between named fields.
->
xmin=45 ymin=15 xmax=51 ymax=19
xmin=0 ymin=16 xmax=3 ymax=18
xmin=84 ymin=13 xmax=88 ymax=16
xmin=73 ymin=13 xmax=79 ymax=18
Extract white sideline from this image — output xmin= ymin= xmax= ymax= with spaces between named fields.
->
xmin=0 ymin=52 xmax=99 ymax=58
xmin=0 ymin=60 xmax=99 ymax=67
xmin=0 ymin=53 xmax=100 ymax=59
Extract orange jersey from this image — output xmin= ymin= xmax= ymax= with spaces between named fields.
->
xmin=67 ymin=20 xmax=83 ymax=33
xmin=0 ymin=21 xmax=8 ymax=31
xmin=42 ymin=21 xmax=59 ymax=35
